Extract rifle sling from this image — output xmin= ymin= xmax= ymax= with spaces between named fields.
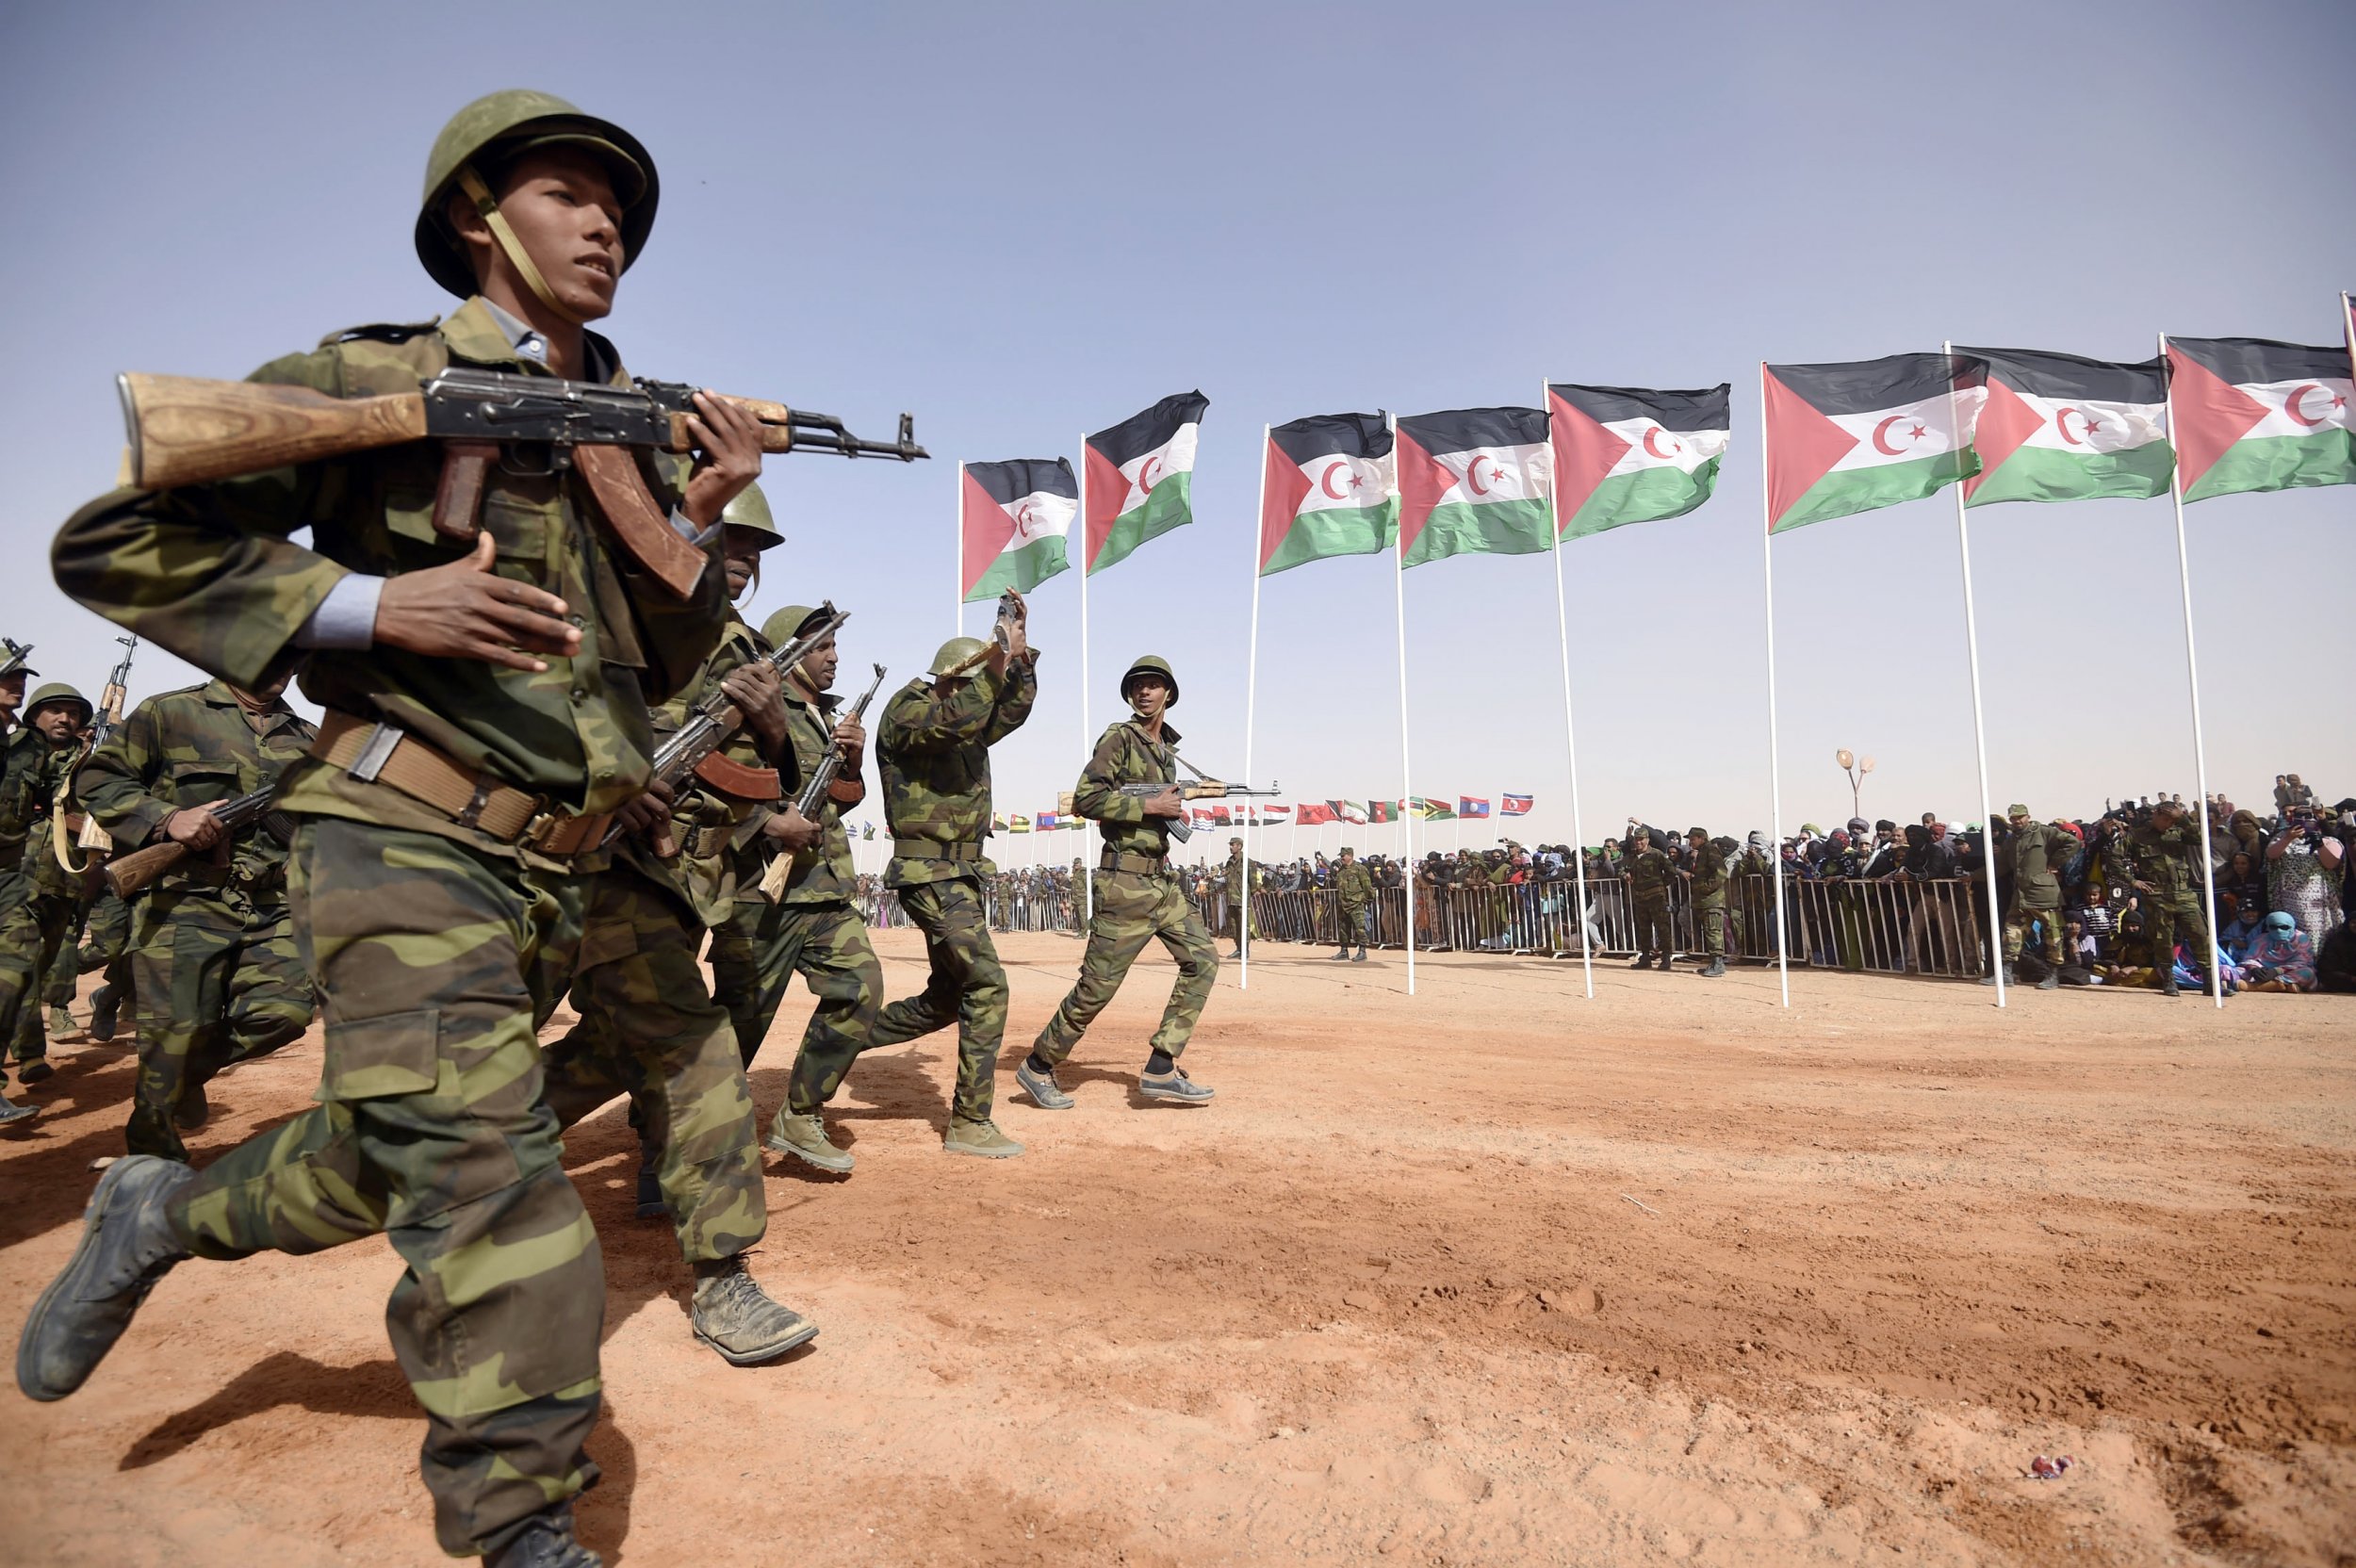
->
xmin=572 ymin=444 xmax=710 ymax=599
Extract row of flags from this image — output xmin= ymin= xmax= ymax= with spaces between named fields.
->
xmin=956 ymin=322 xmax=2356 ymax=600
xmin=979 ymin=794 xmax=1537 ymax=835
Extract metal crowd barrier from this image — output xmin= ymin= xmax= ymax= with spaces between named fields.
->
xmin=1193 ymin=874 xmax=1988 ymax=980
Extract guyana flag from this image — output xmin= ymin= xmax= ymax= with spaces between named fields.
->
xmin=1258 ymin=412 xmax=1396 ymax=576
xmin=2165 ymin=336 xmax=2355 ymax=502
xmin=1546 ymin=383 xmax=1729 ymax=541
xmin=1410 ymin=796 xmax=1456 ymax=821
xmin=1084 ymin=391 xmax=1207 ymax=576
xmin=1960 ymin=348 xmax=2170 ymax=508
xmin=960 ymin=458 xmax=1077 ymax=601
xmin=1397 ymin=407 xmax=1554 ymax=567
xmin=1763 ymin=353 xmax=1984 ymax=532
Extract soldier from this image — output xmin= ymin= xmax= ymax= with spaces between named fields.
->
xmin=1991 ymin=803 xmax=2070 ymax=990
xmin=0 ymin=643 xmax=41 ymax=1126
xmin=743 ymin=602 xmax=889 ymax=1177
xmin=855 ymin=609 xmax=1036 ymax=1157
xmin=23 ymin=90 xmax=766 ymax=1566
xmin=1020 ymin=655 xmax=1219 ymax=1111
xmin=1682 ymin=826 xmax=1727 ymax=977
xmin=1331 ymin=844 xmax=1373 ymax=961
xmin=2131 ymin=799 xmax=2220 ymax=999
xmin=75 ymin=672 xmax=318 ymax=1159
xmin=77 ymin=887 xmax=134 ymax=1043
xmin=0 ymin=682 xmax=94 ymax=1092
xmin=1729 ymin=829 xmax=1774 ymax=960
xmin=1221 ymin=835 xmax=1251 ymax=959
xmin=1623 ymin=827 xmax=1674 ymax=970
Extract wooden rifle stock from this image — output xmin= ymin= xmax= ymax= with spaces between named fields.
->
xmin=120 ymin=373 xmax=430 ymax=490
xmin=104 ymin=786 xmax=279 ymax=898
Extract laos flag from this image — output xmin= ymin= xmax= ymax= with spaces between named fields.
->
xmin=1460 ymin=796 xmax=1492 ymax=818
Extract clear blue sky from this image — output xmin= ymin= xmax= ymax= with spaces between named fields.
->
xmin=4 ymin=1 xmax=2350 ymax=860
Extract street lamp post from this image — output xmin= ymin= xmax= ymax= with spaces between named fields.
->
xmin=1837 ymin=748 xmax=1876 ymax=821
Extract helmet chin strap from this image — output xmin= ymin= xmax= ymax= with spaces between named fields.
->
xmin=457 ymin=165 xmax=586 ymax=326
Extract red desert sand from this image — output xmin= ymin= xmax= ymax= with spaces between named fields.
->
xmin=4 ymin=932 xmax=2350 ymax=1566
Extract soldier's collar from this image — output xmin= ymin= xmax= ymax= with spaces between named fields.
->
xmin=449 ymin=296 xmax=623 ymax=384
xmin=1126 ymin=714 xmax=1181 ymax=746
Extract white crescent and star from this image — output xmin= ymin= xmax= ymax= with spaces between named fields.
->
xmin=1642 ymin=427 xmax=1682 ymax=461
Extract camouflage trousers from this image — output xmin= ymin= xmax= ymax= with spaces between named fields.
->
xmin=0 ymin=875 xmax=76 ymax=1072
xmin=537 ymin=858 xmax=767 ymax=1266
xmin=1335 ymin=903 xmax=1371 ymax=948
xmin=2003 ymin=897 xmax=2062 ymax=967
xmin=2146 ymin=896 xmax=2214 ymax=982
xmin=164 ymin=818 xmax=604 ymax=1559
xmin=1693 ymin=905 xmax=1726 ymax=957
xmin=866 ymin=877 xmax=1006 ymax=1123
xmin=705 ymin=896 xmax=882 ymax=1123
xmin=124 ymin=889 xmax=315 ymax=1160
xmin=74 ymin=886 xmax=134 ymax=979
xmin=1033 ymin=867 xmax=1219 ymax=1067
xmin=1632 ymin=895 xmax=1672 ymax=958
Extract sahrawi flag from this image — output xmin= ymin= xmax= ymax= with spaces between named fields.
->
xmin=960 ymin=458 xmax=1078 ymax=601
xmin=2165 ymin=336 xmax=2355 ymax=502
xmin=1959 ymin=347 xmax=2170 ymax=507
xmin=1258 ymin=412 xmax=1396 ymax=576
xmin=1763 ymin=353 xmax=1984 ymax=532
xmin=1085 ymin=391 xmax=1208 ymax=575
xmin=1397 ymin=407 xmax=1554 ymax=567
xmin=1546 ymin=383 xmax=1730 ymax=540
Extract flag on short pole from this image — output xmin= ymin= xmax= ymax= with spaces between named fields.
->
xmin=1459 ymin=796 xmax=1491 ymax=819
xmin=1256 ymin=804 xmax=1291 ymax=826
xmin=1367 ymin=799 xmax=1399 ymax=824
xmin=2165 ymin=336 xmax=2355 ymax=501
xmin=1763 ymin=353 xmax=1986 ymax=531
xmin=1009 ymin=814 xmax=1031 ymax=833
xmin=1258 ymin=412 xmax=1397 ymax=576
xmin=961 ymin=458 xmax=1078 ymax=600
xmin=1037 ymin=810 xmax=1060 ymax=830
xmin=1333 ymin=800 xmax=1368 ymax=825
xmin=1397 ymin=407 xmax=1555 ymax=567
xmin=1958 ymin=348 xmax=2171 ymax=507
xmin=1411 ymin=796 xmax=1456 ymax=821
xmin=1546 ymin=384 xmax=1730 ymax=540
xmin=1294 ymin=802 xmax=1338 ymax=825
xmin=1085 ymin=392 xmax=1208 ymax=575
xmin=991 ymin=812 xmax=1007 ymax=833
xmin=1501 ymin=792 xmax=1533 ymax=816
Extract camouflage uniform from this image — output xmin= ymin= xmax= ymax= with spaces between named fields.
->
xmin=2131 ymin=818 xmax=2214 ymax=990
xmin=1221 ymin=842 xmax=1253 ymax=952
xmin=1332 ymin=856 xmax=1374 ymax=956
xmin=864 ymin=656 xmax=1037 ymax=1124
xmin=1032 ymin=714 xmax=1219 ymax=1067
xmin=51 ymin=293 xmax=727 ymax=1556
xmin=2001 ymin=813 xmax=2070 ymax=969
xmin=1625 ymin=842 xmax=1674 ymax=963
xmin=76 ymin=680 xmax=319 ymax=1159
xmin=0 ymin=719 xmax=86 ymax=1075
xmin=1686 ymin=833 xmax=1727 ymax=963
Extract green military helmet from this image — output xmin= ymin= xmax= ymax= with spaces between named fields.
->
xmin=929 ymin=637 xmax=988 ymax=677
xmin=0 ymin=639 xmax=34 ymax=680
xmin=761 ymin=604 xmax=836 ymax=647
xmin=416 ymin=89 xmax=660 ymax=301
xmin=25 ymin=682 xmax=90 ymax=722
xmin=722 ymin=482 xmax=784 ymax=549
xmin=1120 ymin=654 xmax=1179 ymax=707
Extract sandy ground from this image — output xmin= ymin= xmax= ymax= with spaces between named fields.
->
xmin=3 ymin=931 xmax=2352 ymax=1567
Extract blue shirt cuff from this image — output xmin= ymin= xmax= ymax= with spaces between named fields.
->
xmin=293 ymin=574 xmax=383 ymax=650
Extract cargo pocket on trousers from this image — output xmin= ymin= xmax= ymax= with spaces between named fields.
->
xmin=319 ymin=1008 xmax=443 ymax=1102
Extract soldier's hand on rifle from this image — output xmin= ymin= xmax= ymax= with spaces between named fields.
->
xmin=1000 ymin=591 xmax=1029 ymax=662
xmin=1140 ymin=786 xmax=1185 ymax=819
xmin=163 ymin=802 xmax=225 ymax=850
xmin=831 ymin=714 xmax=865 ymax=763
xmin=614 ymin=779 xmax=675 ymax=839
xmin=375 ymin=532 xmax=581 ymax=672
xmin=763 ymin=805 xmax=824 ymax=852
xmin=720 ymin=661 xmax=787 ymax=755
xmin=679 ymin=390 xmax=765 ymax=527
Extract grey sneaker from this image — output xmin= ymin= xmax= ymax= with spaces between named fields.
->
xmin=1699 ymin=957 xmax=1726 ymax=978
xmin=1016 ymin=1059 xmax=1073 ymax=1111
xmin=0 ymin=1096 xmax=36 ymax=1128
xmin=689 ymin=1255 xmax=817 ymax=1366
xmin=943 ymin=1118 xmax=1025 ymax=1158
xmin=18 ymin=1154 xmax=194 ymax=1400
xmin=485 ymin=1503 xmax=601 ymax=1568
xmin=1139 ymin=1066 xmax=1215 ymax=1104
xmin=46 ymin=1006 xmax=77 ymax=1043
xmin=764 ymin=1111 xmax=854 ymax=1174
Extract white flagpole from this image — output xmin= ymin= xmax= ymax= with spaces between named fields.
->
xmin=954 ymin=459 xmax=967 ymax=642
xmin=1759 ymin=364 xmax=1792 ymax=1008
xmin=1544 ymin=378 xmax=1595 ymax=998
xmin=1078 ymin=433 xmax=1094 ymax=926
xmin=1944 ymin=343 xmax=2007 ymax=1008
xmin=1392 ymin=415 xmax=1416 ymax=996
xmin=2159 ymin=334 xmax=2224 ymax=1008
xmin=1241 ymin=424 xmax=1269 ymax=989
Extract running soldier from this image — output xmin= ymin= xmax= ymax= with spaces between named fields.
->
xmin=1331 ymin=844 xmax=1372 ymax=962
xmin=1020 ymin=656 xmax=1219 ymax=1110
xmin=858 ymin=606 xmax=1037 ymax=1157
xmin=0 ymin=645 xmax=44 ymax=1126
xmin=76 ymin=674 xmax=318 ymax=1158
xmin=24 ymin=90 xmax=765 ymax=1567
xmin=0 ymin=682 xmax=93 ymax=1092
xmin=1683 ymin=826 xmax=1727 ymax=977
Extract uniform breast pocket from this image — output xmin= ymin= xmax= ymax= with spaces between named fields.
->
xmin=167 ymin=760 xmax=243 ymax=809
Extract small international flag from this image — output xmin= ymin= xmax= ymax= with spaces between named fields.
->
xmin=1294 ymin=802 xmax=1338 ymax=825
xmin=991 ymin=812 xmax=1007 ymax=833
xmin=1009 ymin=814 xmax=1031 ymax=834
xmin=1459 ymin=796 xmax=1492 ymax=819
xmin=1036 ymin=810 xmax=1059 ymax=831
xmin=1501 ymin=792 xmax=1533 ymax=817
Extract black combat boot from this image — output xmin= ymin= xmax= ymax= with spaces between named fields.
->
xmin=486 ymin=1503 xmax=601 ymax=1568
xmin=18 ymin=1155 xmax=193 ymax=1400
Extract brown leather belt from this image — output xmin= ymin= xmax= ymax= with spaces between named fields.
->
xmin=312 ymin=711 xmax=612 ymax=858
xmin=1100 ymin=850 xmax=1168 ymax=875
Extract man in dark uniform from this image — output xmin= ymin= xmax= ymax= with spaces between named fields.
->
xmin=2132 ymin=799 xmax=2220 ymax=999
xmin=1623 ymin=827 xmax=1674 ymax=970
xmin=1682 ymin=826 xmax=1727 ymax=977
xmin=1331 ymin=844 xmax=1373 ymax=961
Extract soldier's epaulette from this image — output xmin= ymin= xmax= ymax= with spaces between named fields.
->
xmin=318 ymin=318 xmax=442 ymax=349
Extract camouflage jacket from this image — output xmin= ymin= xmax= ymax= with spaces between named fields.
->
xmin=78 ymin=680 xmax=315 ymax=902
xmin=0 ymin=727 xmax=79 ymax=890
xmin=1223 ymin=849 xmax=1245 ymax=900
xmin=1688 ymin=846 xmax=1727 ymax=907
xmin=1074 ymin=716 xmax=1179 ymax=861
xmin=2004 ymin=822 xmax=2072 ymax=907
xmin=1625 ymin=846 xmax=1674 ymax=900
xmin=642 ymin=612 xmax=790 ymax=925
xmin=52 ymin=297 xmax=727 ymax=861
xmin=2129 ymin=821 xmax=2202 ymax=904
xmin=1333 ymin=860 xmax=1374 ymax=908
xmin=771 ymin=687 xmax=859 ymax=906
xmin=876 ymin=655 xmax=1036 ymax=888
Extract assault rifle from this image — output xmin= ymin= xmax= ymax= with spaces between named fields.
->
xmin=1089 ymin=757 xmax=1282 ymax=846
xmin=114 ymin=368 xmax=929 ymax=598
xmin=758 ymin=662 xmax=889 ymax=901
xmin=56 ymin=634 xmax=136 ymax=873
xmin=103 ymin=782 xmax=293 ymax=899
xmin=620 ymin=602 xmax=850 ymax=855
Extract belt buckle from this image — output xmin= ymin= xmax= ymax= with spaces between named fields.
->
xmin=348 ymin=722 xmax=405 ymax=783
xmin=518 ymin=801 xmax=560 ymax=850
